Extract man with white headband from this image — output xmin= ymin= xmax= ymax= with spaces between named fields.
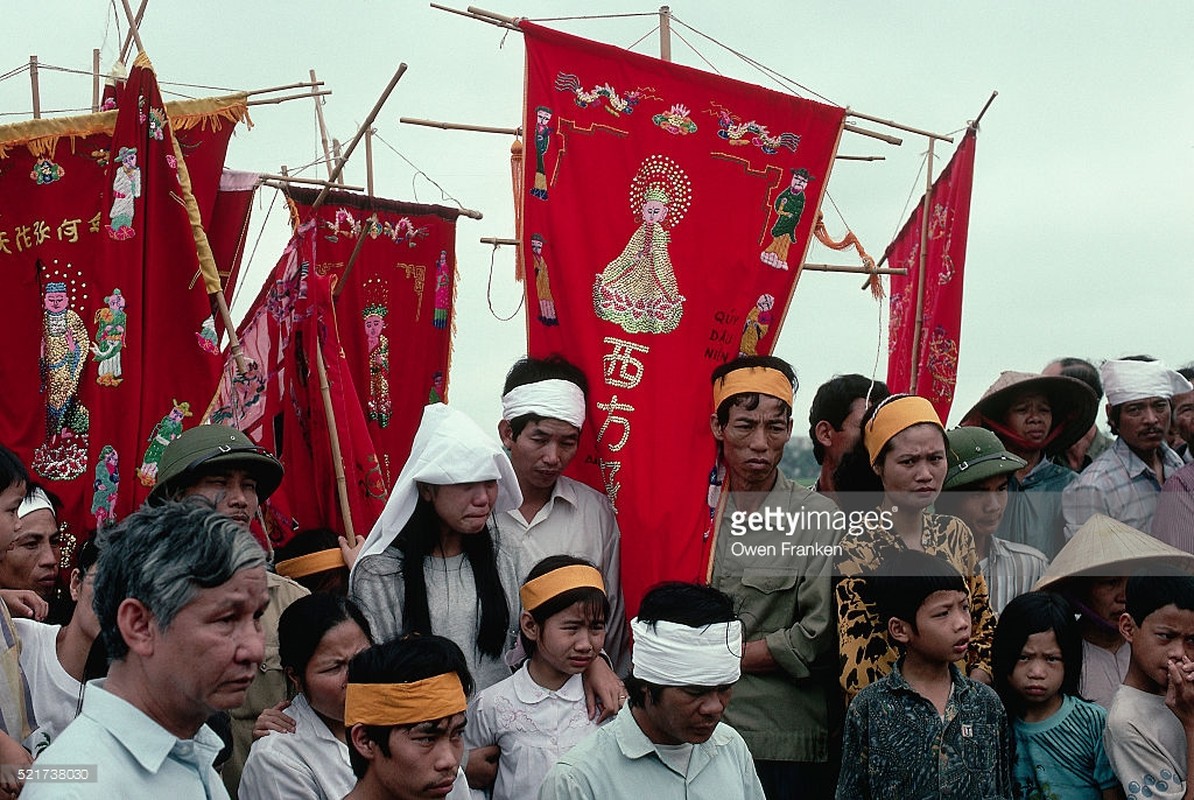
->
xmin=1063 ymin=358 xmax=1193 ymax=538
xmin=0 ymin=485 xmax=62 ymax=621
xmin=705 ymin=355 xmax=842 ymax=798
xmin=496 ymin=356 xmax=628 ymax=673
xmin=539 ymin=582 xmax=764 ymax=799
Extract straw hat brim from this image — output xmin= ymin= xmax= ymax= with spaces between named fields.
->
xmin=962 ymin=373 xmax=1098 ymax=454
xmin=1034 ymin=513 xmax=1194 ymax=591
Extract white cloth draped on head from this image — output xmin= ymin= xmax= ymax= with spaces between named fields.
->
xmin=630 ymin=617 xmax=743 ymax=687
xmin=18 ymin=487 xmax=53 ymax=518
xmin=352 ymin=403 xmax=523 ymax=573
xmin=500 ymin=379 xmax=586 ymax=429
xmin=1101 ymin=359 xmax=1193 ymax=407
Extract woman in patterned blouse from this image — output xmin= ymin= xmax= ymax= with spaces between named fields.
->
xmin=834 ymin=394 xmax=997 ymax=700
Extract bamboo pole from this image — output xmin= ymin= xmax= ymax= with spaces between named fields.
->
xmin=118 ymin=0 xmax=150 ymax=62
xmin=802 ymin=262 xmax=907 ymax=276
xmin=313 ymin=343 xmax=358 ymax=545
xmin=480 ymin=236 xmax=520 ymax=246
xmin=844 ymin=123 xmax=902 ymax=146
xmin=310 ymin=69 xmax=336 ymax=182
xmin=365 ymin=128 xmax=375 ymax=197
xmin=466 ymin=5 xmax=519 ymax=25
xmin=908 ymin=138 xmax=935 ymax=395
xmin=847 ymin=109 xmax=953 ymax=143
xmin=400 ymin=116 xmax=521 ymax=136
xmin=312 ymin=63 xmax=408 ymax=211
xmin=118 ymin=0 xmax=146 ymax=55
xmin=332 ymin=139 xmax=346 ymax=185
xmin=431 ymin=2 xmax=518 ymax=29
xmin=972 ymin=90 xmax=998 ymax=128
xmin=333 ymin=219 xmax=375 ymax=300
xmin=835 ymin=155 xmax=885 ymax=162
xmin=247 ymin=90 xmax=332 ymax=107
xmin=247 ymin=80 xmax=323 ymax=97
xmin=91 ymin=49 xmax=101 ymax=112
xmin=261 ymin=174 xmax=365 ymax=191
xmin=29 ymin=56 xmax=40 ymax=119
xmin=659 ymin=6 xmax=672 ymax=62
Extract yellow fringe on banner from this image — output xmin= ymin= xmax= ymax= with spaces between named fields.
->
xmin=813 ymin=213 xmax=884 ymax=300
xmin=510 ymin=137 xmax=524 ymax=282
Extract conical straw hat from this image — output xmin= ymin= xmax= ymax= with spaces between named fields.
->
xmin=1035 ymin=513 xmax=1194 ymax=591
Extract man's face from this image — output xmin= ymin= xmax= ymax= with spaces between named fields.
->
xmin=1121 ymin=603 xmax=1194 ymax=693
xmin=183 ymin=467 xmax=260 ymax=528
xmin=711 ymin=396 xmax=792 ymax=491
xmin=536 ymin=108 xmax=551 ymax=128
xmin=790 ymin=175 xmax=809 ymax=192
xmin=43 ymin=291 xmax=68 ymax=314
xmin=946 ymin=473 xmax=1010 ymax=542
xmin=0 ymin=508 xmax=61 ymax=597
xmin=1003 ymin=390 xmax=1053 ymax=450
xmin=145 ymin=565 xmax=267 ymax=728
xmin=1114 ymin=396 xmax=1170 ymax=455
xmin=531 ymin=238 xmax=543 ymax=256
xmin=1171 ymin=389 xmax=1194 ymax=446
xmin=638 ymin=684 xmax=733 ymax=745
xmin=422 ymin=481 xmax=498 ymax=535
xmin=816 ymin=397 xmax=867 ymax=470
xmin=0 ymin=482 xmax=25 ymax=553
xmin=367 ymin=713 xmax=466 ymax=799
xmin=499 ymin=418 xmax=579 ymax=494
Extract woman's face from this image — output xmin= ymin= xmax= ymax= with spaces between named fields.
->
xmin=1004 ymin=390 xmax=1053 ymax=450
xmin=425 ymin=481 xmax=499 ymax=534
xmin=874 ymin=423 xmax=946 ymax=510
xmin=299 ymin=620 xmax=371 ymax=725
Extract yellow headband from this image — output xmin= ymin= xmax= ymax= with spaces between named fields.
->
xmin=275 ymin=549 xmax=345 ymax=580
xmin=712 ymin=367 xmax=793 ymax=411
xmin=864 ymin=396 xmax=942 ymax=464
xmin=344 ymin=673 xmax=467 ymax=727
xmin=519 ymin=565 xmax=606 ymax=611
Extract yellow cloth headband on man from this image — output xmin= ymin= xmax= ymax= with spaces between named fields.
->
xmin=712 ymin=366 xmax=793 ymax=411
xmin=864 ymin=395 xmax=942 ymax=464
xmin=344 ymin=672 xmax=466 ymax=727
xmin=275 ymin=549 xmax=345 ymax=580
xmin=519 ymin=565 xmax=606 ymax=611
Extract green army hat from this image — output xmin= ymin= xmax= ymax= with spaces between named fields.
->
xmin=148 ymin=424 xmax=283 ymax=504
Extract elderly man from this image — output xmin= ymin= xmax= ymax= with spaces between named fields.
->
xmin=24 ymin=501 xmax=268 ymax=799
xmin=807 ymin=374 xmax=889 ymax=496
xmin=1063 ymin=359 xmax=1193 ymax=539
xmin=705 ymin=355 xmax=841 ymax=799
xmin=148 ymin=424 xmax=308 ymax=797
xmin=539 ymin=582 xmax=764 ymax=799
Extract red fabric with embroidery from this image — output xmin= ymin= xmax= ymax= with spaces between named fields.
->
xmin=0 ymin=57 xmax=238 ymax=534
xmin=209 ymin=221 xmax=387 ymax=546
xmin=520 ymin=22 xmax=846 ymax=615
xmin=885 ymin=127 xmax=977 ymax=422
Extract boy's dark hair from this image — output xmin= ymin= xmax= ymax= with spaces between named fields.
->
xmin=520 ymin=555 xmax=609 ymax=658
xmin=808 ymin=375 xmax=890 ymax=464
xmin=0 ymin=445 xmax=28 ymax=492
xmin=346 ymin=635 xmax=474 ymax=779
xmin=868 ymin=549 xmax=966 ymax=631
xmin=710 ymin=355 xmax=797 ymax=427
xmin=279 ymin=594 xmax=372 ymax=692
xmin=1125 ymin=568 xmax=1194 ymax=627
xmin=502 ymin=356 xmax=589 ymax=438
xmin=992 ymin=591 xmax=1082 ymax=714
xmin=625 ymin=582 xmax=738 ymax=708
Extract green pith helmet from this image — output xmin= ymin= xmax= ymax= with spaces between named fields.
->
xmin=943 ymin=426 xmax=1027 ymax=490
xmin=148 ymin=425 xmax=283 ymax=504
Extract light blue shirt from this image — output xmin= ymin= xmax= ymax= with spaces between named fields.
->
xmin=538 ymin=702 xmax=765 ymax=800
xmin=22 ymin=679 xmax=228 ymax=800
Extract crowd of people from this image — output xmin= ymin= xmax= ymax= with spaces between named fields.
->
xmin=0 ymin=350 xmax=1191 ymax=799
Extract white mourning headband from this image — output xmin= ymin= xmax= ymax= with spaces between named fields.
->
xmin=500 ymin=379 xmax=586 ymax=429
xmin=631 ymin=617 xmax=743 ymax=687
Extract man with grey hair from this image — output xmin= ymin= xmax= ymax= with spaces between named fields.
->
xmin=23 ymin=501 xmax=269 ymax=799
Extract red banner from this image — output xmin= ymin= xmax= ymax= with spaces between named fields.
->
xmin=208 ymin=170 xmax=259 ymax=304
xmin=885 ymin=128 xmax=977 ymax=421
xmin=0 ymin=54 xmax=245 ymax=534
xmin=210 ymin=221 xmax=387 ymax=546
xmin=520 ymin=22 xmax=846 ymax=614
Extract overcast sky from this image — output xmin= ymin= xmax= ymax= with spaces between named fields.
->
xmin=3 ymin=1 xmax=1191 ymax=437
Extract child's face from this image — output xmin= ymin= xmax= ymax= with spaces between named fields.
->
xmin=526 ymin=601 xmax=606 ymax=681
xmin=1122 ymin=603 xmax=1194 ymax=693
xmin=902 ymin=589 xmax=971 ymax=664
xmin=1009 ymin=629 xmax=1065 ymax=709
xmin=0 ymin=481 xmax=26 ymax=553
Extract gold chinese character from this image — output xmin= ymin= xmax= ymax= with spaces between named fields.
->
xmin=13 ymin=225 xmax=32 ymax=252
xmin=0 ymin=231 xmax=10 ymax=255
xmin=88 ymin=212 xmax=101 ymax=234
xmin=596 ymin=395 xmax=635 ymax=453
xmin=57 ymin=218 xmax=82 ymax=243
xmin=598 ymin=459 xmax=622 ymax=512
xmin=602 ymin=337 xmax=650 ymax=389
xmin=32 ymin=220 xmax=51 ymax=246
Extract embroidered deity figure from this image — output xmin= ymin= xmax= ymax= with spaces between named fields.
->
xmin=92 ymin=288 xmax=127 ymax=387
xmin=33 ymin=281 xmax=91 ymax=480
xmin=364 ymin=305 xmax=392 ymax=428
xmin=106 ymin=146 xmax=142 ymax=240
xmin=738 ymin=293 xmax=775 ymax=357
xmin=136 ymin=400 xmax=192 ymax=486
xmin=428 ymin=370 xmax=445 ymax=404
xmin=530 ymin=233 xmax=558 ymax=326
xmin=593 ymin=155 xmax=692 ymax=336
xmin=433 ymin=251 xmax=450 ymax=329
xmin=530 ymin=106 xmax=553 ymax=200
xmin=91 ymin=445 xmax=120 ymax=530
xmin=760 ymin=168 xmax=811 ymax=270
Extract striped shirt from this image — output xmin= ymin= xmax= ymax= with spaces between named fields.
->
xmin=1062 ymin=438 xmax=1185 ymax=539
xmin=980 ymin=536 xmax=1049 ymax=614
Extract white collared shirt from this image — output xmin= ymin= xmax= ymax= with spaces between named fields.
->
xmin=239 ymin=693 xmax=353 ymax=800
xmin=465 ymin=664 xmax=599 ymax=800
xmin=13 ymin=619 xmax=82 ymax=753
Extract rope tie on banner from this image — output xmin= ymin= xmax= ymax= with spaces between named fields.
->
xmin=813 ymin=212 xmax=882 ymax=300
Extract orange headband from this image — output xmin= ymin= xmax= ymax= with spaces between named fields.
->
xmin=274 ymin=549 xmax=345 ymax=579
xmin=864 ymin=396 xmax=942 ymax=464
xmin=712 ymin=367 xmax=793 ymax=411
xmin=519 ymin=565 xmax=605 ymax=611
xmin=344 ymin=673 xmax=466 ymax=726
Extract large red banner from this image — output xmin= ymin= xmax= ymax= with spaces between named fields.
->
xmin=520 ymin=22 xmax=846 ymax=613
xmin=885 ymin=127 xmax=977 ymax=422
xmin=0 ymin=54 xmax=246 ymax=534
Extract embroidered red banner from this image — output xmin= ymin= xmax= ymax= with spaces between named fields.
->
xmin=520 ymin=22 xmax=846 ymax=614
xmin=210 ymin=221 xmax=387 ymax=546
xmin=0 ymin=55 xmax=244 ymax=534
xmin=885 ymin=127 xmax=977 ymax=422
